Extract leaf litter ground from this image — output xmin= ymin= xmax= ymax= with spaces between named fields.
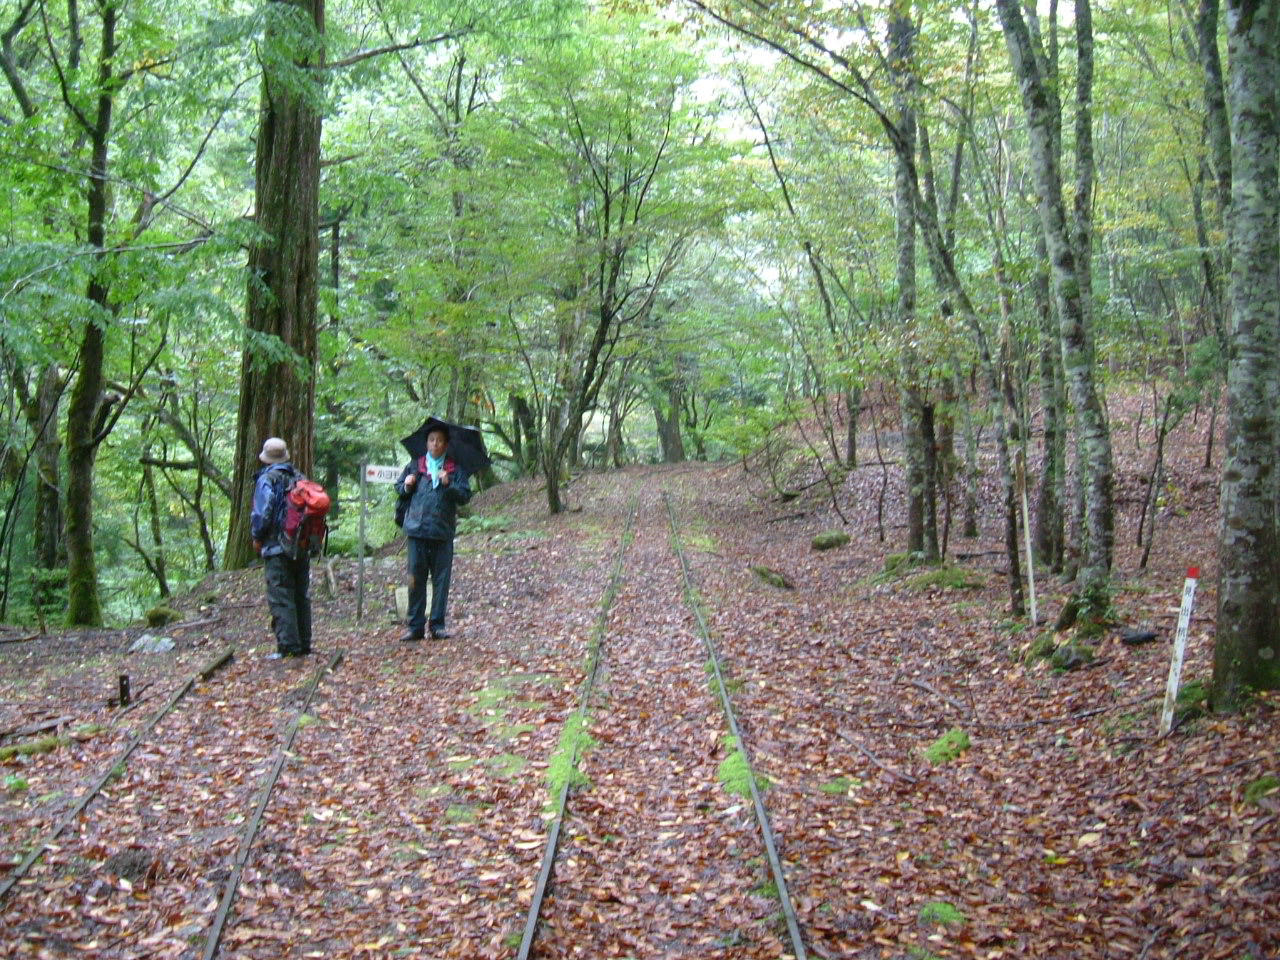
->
xmin=0 ymin=393 xmax=1276 ymax=959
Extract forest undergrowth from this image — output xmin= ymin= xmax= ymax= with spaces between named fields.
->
xmin=0 ymin=392 xmax=1275 ymax=960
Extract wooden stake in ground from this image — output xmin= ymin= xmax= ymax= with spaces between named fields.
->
xmin=1159 ymin=568 xmax=1200 ymax=736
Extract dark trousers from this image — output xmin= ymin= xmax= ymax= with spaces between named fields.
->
xmin=264 ymin=553 xmax=312 ymax=654
xmin=407 ymin=536 xmax=453 ymax=634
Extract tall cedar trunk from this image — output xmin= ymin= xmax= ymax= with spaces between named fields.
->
xmin=65 ymin=4 xmax=118 ymax=625
xmin=224 ymin=0 xmax=324 ymax=569
xmin=997 ymin=0 xmax=1114 ymax=613
xmin=656 ymin=376 xmax=686 ymax=463
xmin=1213 ymin=0 xmax=1280 ymax=709
xmin=891 ymin=10 xmax=929 ymax=560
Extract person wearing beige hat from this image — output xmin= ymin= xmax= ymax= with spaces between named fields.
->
xmin=250 ymin=437 xmax=312 ymax=659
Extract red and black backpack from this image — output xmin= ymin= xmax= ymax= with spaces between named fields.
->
xmin=273 ymin=471 xmax=331 ymax=558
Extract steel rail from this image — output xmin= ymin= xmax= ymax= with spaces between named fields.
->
xmin=0 ymin=646 xmax=236 ymax=904
xmin=201 ymin=650 xmax=345 ymax=960
xmin=515 ymin=500 xmax=637 ymax=960
xmin=663 ymin=492 xmax=809 ymax=960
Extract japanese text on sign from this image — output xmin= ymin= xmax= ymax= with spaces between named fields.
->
xmin=364 ymin=464 xmax=400 ymax=484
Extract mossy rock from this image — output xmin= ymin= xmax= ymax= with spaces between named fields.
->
xmin=881 ymin=551 xmax=927 ymax=577
xmin=750 ymin=565 xmax=794 ymax=589
xmin=907 ymin=565 xmax=985 ymax=592
xmin=1051 ymin=643 xmax=1096 ymax=672
xmin=811 ymin=530 xmax=850 ymax=551
xmin=925 ymin=727 xmax=970 ymax=765
xmin=1024 ymin=632 xmax=1057 ymax=663
xmin=1243 ymin=775 xmax=1279 ymax=806
xmin=145 ymin=605 xmax=183 ymax=627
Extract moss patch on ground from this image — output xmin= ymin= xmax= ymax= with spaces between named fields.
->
xmin=924 ymin=728 xmax=971 ymax=766
xmin=718 ymin=736 xmax=770 ymax=797
xmin=907 ymin=565 xmax=985 ymax=592
xmin=819 ymin=775 xmax=863 ymax=795
xmin=485 ymin=753 xmax=528 ymax=778
xmin=812 ymin=530 xmax=850 ymax=551
xmin=1243 ymin=775 xmax=1279 ymax=806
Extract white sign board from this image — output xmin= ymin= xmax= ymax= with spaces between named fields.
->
xmin=364 ymin=464 xmax=401 ymax=484
xmin=1159 ymin=567 xmax=1200 ymax=736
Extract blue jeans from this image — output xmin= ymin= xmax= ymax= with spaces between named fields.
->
xmin=407 ymin=537 xmax=454 ymax=634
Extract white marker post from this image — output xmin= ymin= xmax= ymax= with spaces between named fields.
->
xmin=357 ymin=464 xmax=402 ymax=620
xmin=1159 ymin=567 xmax=1200 ymax=736
xmin=1016 ymin=449 xmax=1038 ymax=627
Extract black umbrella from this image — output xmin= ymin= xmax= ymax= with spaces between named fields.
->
xmin=401 ymin=416 xmax=492 ymax=475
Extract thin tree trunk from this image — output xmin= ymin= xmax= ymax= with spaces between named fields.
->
xmin=890 ymin=9 xmax=930 ymax=561
xmin=26 ymin=365 xmax=67 ymax=577
xmin=997 ymin=0 xmax=1113 ymax=620
xmin=845 ymin=388 xmax=860 ymax=467
xmin=65 ymin=3 xmax=120 ymax=625
xmin=1033 ymin=235 xmax=1066 ymax=570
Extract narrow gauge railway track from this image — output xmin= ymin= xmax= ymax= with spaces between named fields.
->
xmin=0 ymin=645 xmax=344 ymax=957
xmin=517 ymin=485 xmax=808 ymax=959
xmin=664 ymin=493 xmax=807 ymax=960
xmin=516 ymin=500 xmax=637 ymax=959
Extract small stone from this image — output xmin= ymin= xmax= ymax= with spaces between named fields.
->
xmin=129 ymin=635 xmax=176 ymax=654
xmin=750 ymin=565 xmax=794 ymax=589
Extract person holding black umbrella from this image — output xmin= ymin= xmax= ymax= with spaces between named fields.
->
xmin=395 ymin=422 xmax=473 ymax=641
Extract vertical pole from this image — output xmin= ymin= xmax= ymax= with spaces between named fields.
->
xmin=118 ymin=675 xmax=130 ymax=707
xmin=1016 ymin=449 xmax=1038 ymax=626
xmin=357 ymin=463 xmax=367 ymax=621
xmin=1159 ymin=567 xmax=1200 ymax=736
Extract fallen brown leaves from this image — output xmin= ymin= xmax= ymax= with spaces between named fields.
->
xmin=0 ymin=401 xmax=1275 ymax=959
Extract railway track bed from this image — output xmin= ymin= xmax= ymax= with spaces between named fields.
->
xmin=3 ymin=463 xmax=1276 ymax=960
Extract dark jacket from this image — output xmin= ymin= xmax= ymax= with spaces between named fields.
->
xmin=251 ymin=462 xmax=298 ymax=557
xmin=396 ymin=457 xmax=471 ymax=540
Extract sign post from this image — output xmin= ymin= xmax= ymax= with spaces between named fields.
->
xmin=1159 ymin=567 xmax=1200 ymax=736
xmin=357 ymin=463 xmax=367 ymax=620
xmin=357 ymin=464 xmax=401 ymax=622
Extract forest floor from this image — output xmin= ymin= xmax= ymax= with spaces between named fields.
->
xmin=0 ymin=392 xmax=1277 ymax=960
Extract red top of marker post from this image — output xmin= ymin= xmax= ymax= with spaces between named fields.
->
xmin=1186 ymin=567 xmax=1199 ymax=579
